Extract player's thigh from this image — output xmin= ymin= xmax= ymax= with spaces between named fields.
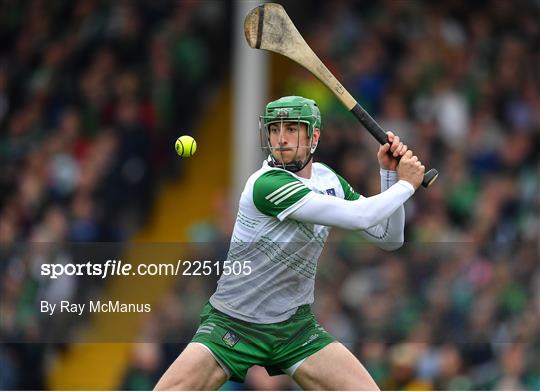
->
xmin=154 ymin=343 xmax=228 ymax=390
xmin=292 ymin=342 xmax=379 ymax=391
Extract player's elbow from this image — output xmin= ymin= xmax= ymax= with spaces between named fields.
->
xmin=377 ymin=239 xmax=404 ymax=251
xmin=374 ymin=230 xmax=405 ymax=251
xmin=351 ymin=211 xmax=380 ymax=231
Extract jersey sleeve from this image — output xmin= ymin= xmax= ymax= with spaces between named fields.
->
xmin=253 ymin=170 xmax=313 ymax=219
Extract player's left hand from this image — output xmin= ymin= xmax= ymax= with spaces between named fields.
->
xmin=377 ymin=131 xmax=408 ymax=171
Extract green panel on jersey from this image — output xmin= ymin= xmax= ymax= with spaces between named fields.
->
xmin=253 ymin=170 xmax=311 ymax=217
xmin=319 ymin=163 xmax=361 ymax=200
xmin=337 ymin=173 xmax=361 ymax=200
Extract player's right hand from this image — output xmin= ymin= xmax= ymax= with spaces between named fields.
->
xmin=397 ymin=150 xmax=425 ymax=189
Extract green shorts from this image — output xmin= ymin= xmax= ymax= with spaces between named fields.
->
xmin=191 ymin=302 xmax=336 ymax=383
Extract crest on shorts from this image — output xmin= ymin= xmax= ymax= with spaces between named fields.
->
xmin=326 ymin=188 xmax=336 ymax=196
xmin=222 ymin=330 xmax=240 ymax=347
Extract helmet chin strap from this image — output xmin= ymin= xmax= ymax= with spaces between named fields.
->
xmin=268 ymin=153 xmax=313 ymax=172
xmin=267 ymin=136 xmax=318 ymax=173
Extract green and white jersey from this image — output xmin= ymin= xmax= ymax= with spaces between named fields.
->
xmin=209 ymin=160 xmax=360 ymax=323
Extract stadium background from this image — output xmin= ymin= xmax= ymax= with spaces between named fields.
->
xmin=0 ymin=0 xmax=539 ymax=390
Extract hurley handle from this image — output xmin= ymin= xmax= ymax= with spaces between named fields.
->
xmin=351 ymin=104 xmax=438 ymax=188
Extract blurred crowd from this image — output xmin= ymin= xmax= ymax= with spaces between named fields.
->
xmin=0 ymin=0 xmax=229 ymax=389
xmin=1 ymin=0 xmax=539 ymax=390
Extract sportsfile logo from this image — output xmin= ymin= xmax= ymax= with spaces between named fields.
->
xmin=222 ymin=331 xmax=240 ymax=347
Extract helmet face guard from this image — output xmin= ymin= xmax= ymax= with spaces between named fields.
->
xmin=259 ymin=117 xmax=317 ymax=172
xmin=259 ymin=96 xmax=321 ymax=173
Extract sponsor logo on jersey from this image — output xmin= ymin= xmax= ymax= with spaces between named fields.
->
xmin=326 ymin=188 xmax=336 ymax=196
xmin=222 ymin=330 xmax=240 ymax=347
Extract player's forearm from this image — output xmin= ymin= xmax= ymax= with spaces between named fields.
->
xmin=359 ymin=169 xmax=405 ymax=250
xmin=360 ymin=211 xmax=404 ymax=250
xmin=289 ymin=179 xmax=414 ymax=230
xmin=380 ymin=168 xmax=398 ymax=192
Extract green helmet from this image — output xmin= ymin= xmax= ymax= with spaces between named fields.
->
xmin=259 ymin=96 xmax=321 ymax=172
xmin=262 ymin=96 xmax=321 ymax=137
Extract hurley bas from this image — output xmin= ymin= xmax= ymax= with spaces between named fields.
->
xmin=41 ymin=300 xmax=151 ymax=316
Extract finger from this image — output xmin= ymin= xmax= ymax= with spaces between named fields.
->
xmin=380 ymin=143 xmax=390 ymax=154
xmin=393 ymin=142 xmax=403 ymax=157
xmin=404 ymin=150 xmax=413 ymax=159
xmin=393 ymin=143 xmax=402 ymax=157
xmin=386 ymin=131 xmax=395 ymax=141
xmin=411 ymin=155 xmax=418 ymax=162
xmin=390 ymin=139 xmax=400 ymax=154
xmin=398 ymin=144 xmax=408 ymax=156
xmin=391 ymin=136 xmax=400 ymax=151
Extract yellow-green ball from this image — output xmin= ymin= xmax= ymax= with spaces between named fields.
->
xmin=175 ymin=135 xmax=197 ymax=157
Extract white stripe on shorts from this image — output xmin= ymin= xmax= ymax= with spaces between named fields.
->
xmin=282 ymin=357 xmax=307 ymax=377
